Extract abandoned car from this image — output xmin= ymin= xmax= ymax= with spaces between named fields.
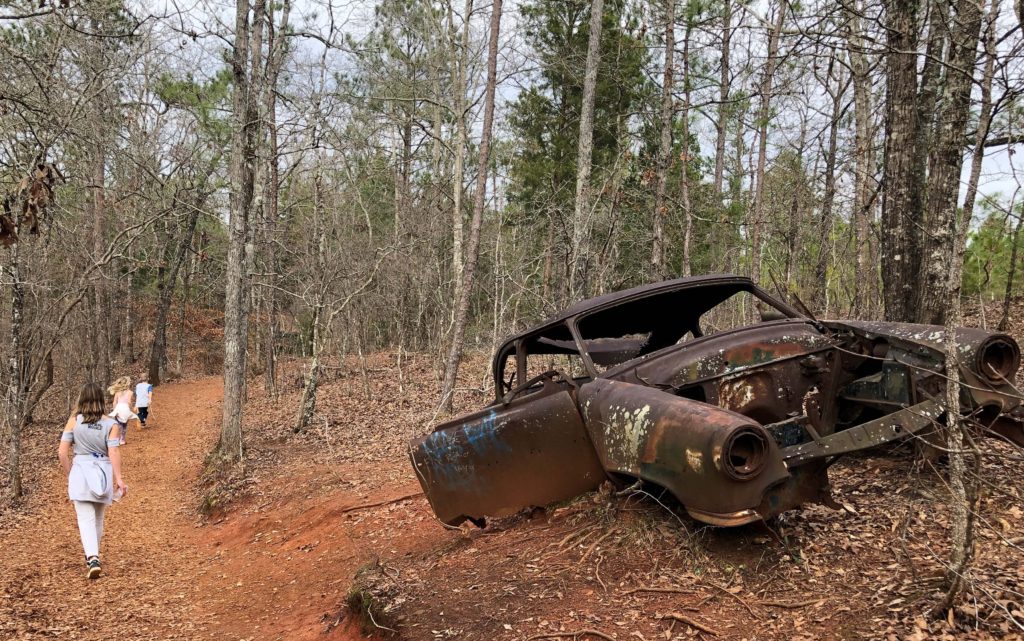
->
xmin=410 ymin=275 xmax=1024 ymax=527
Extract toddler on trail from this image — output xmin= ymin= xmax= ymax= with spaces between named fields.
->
xmin=135 ymin=376 xmax=153 ymax=427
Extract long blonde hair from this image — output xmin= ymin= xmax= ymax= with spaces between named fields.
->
xmin=76 ymin=383 xmax=106 ymax=423
xmin=107 ymin=376 xmax=131 ymax=397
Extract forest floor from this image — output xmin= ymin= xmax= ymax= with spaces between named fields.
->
xmin=2 ymin=327 xmax=1024 ymax=640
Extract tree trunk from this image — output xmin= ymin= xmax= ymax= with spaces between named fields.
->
xmin=916 ymin=0 xmax=983 ymax=325
xmin=650 ymin=0 xmax=675 ymax=280
xmin=713 ymin=0 xmax=731 ymax=197
xmin=439 ymin=0 xmax=504 ymax=413
xmin=1001 ymin=213 xmax=1022 ymax=331
xmin=816 ymin=57 xmax=843 ymax=311
xmin=568 ymin=0 xmax=605 ymax=300
xmin=91 ymin=137 xmax=110 ymax=387
xmin=848 ymin=2 xmax=875 ymax=318
xmin=880 ymin=0 xmax=921 ymax=322
xmin=218 ymin=0 xmax=262 ymax=464
xmin=679 ymin=18 xmax=693 ymax=278
xmin=748 ymin=0 xmax=786 ymax=286
xmin=148 ymin=193 xmax=205 ymax=385
xmin=449 ymin=0 xmax=472 ymax=305
xmin=294 ymin=313 xmax=322 ymax=433
xmin=5 ymin=230 xmax=25 ymax=500
xmin=936 ymin=0 xmax=996 ymax=609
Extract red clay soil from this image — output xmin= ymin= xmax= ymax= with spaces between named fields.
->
xmin=0 ymin=378 xmax=383 ymax=641
xmin=0 ymin=378 xmax=222 ymax=640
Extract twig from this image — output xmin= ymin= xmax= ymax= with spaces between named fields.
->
xmin=367 ymin=607 xmax=397 ymax=634
xmin=622 ymin=586 xmax=695 ymax=596
xmin=339 ymin=491 xmax=424 ymax=514
xmin=524 ymin=629 xmax=616 ymax=641
xmin=660 ymin=612 xmax=720 ymax=637
xmin=705 ymin=581 xmax=760 ymax=620
xmin=755 ymin=598 xmax=823 ymax=609
xmin=594 ymin=554 xmax=607 ymax=593
xmin=321 ymin=416 xmax=334 ymax=456
xmin=579 ymin=528 xmax=617 ymax=565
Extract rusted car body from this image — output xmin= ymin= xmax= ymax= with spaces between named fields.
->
xmin=410 ymin=275 xmax=1024 ymax=527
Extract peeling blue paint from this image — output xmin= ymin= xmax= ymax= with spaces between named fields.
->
xmin=419 ymin=410 xmax=513 ymax=492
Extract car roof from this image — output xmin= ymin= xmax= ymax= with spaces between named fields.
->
xmin=502 ymin=273 xmax=752 ymax=348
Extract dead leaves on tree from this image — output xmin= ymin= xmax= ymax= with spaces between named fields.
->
xmin=1 ymin=162 xmax=63 ymax=246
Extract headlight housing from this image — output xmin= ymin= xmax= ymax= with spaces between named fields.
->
xmin=975 ymin=336 xmax=1020 ymax=384
xmin=721 ymin=426 xmax=768 ymax=480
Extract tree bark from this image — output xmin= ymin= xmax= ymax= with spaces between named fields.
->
xmin=147 ymin=185 xmax=208 ymax=385
xmin=439 ymin=0 xmax=503 ymax=413
xmin=679 ymin=18 xmax=693 ymax=278
xmin=713 ymin=0 xmax=731 ymax=197
xmin=218 ymin=0 xmax=262 ymax=464
xmin=748 ymin=0 xmax=786 ymax=286
xmin=568 ymin=0 xmax=604 ymax=300
xmin=650 ymin=0 xmax=676 ymax=280
xmin=848 ymin=2 xmax=875 ymax=318
xmin=815 ymin=58 xmax=843 ymax=312
xmin=936 ymin=0 xmax=995 ymax=609
xmin=916 ymin=0 xmax=983 ymax=325
xmin=1001 ymin=213 xmax=1022 ymax=331
xmin=880 ymin=0 xmax=922 ymax=322
xmin=5 ymin=223 xmax=25 ymax=499
xmin=296 ymin=169 xmax=327 ymax=433
xmin=260 ymin=0 xmax=289 ymax=398
xmin=449 ymin=0 xmax=472 ymax=305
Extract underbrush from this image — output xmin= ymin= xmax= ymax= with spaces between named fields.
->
xmin=345 ymin=559 xmax=404 ymax=638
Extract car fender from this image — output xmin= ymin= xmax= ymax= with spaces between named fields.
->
xmin=579 ymin=378 xmax=790 ymax=525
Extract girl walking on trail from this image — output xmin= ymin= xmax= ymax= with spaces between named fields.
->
xmin=108 ymin=376 xmax=137 ymax=446
xmin=58 ymin=383 xmax=128 ymax=579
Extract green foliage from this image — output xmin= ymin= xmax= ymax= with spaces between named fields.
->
xmin=153 ymin=68 xmax=233 ymax=142
xmin=963 ymin=206 xmax=1024 ymax=300
xmin=508 ymin=0 xmax=652 ymax=224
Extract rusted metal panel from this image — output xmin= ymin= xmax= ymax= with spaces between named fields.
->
xmin=410 ymin=384 xmax=605 ymax=526
xmin=580 ymin=379 xmax=790 ymax=525
xmin=782 ymin=400 xmax=942 ymax=466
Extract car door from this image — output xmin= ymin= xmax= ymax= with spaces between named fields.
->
xmin=410 ymin=377 xmax=605 ymax=526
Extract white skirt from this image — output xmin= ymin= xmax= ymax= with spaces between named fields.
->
xmin=68 ymin=455 xmax=113 ymax=505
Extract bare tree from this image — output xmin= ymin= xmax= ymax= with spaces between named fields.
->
xmin=439 ymin=0 xmax=504 ymax=413
xmin=748 ymin=0 xmax=787 ymax=286
xmin=650 ymin=0 xmax=676 ymax=279
xmin=568 ymin=0 xmax=605 ymax=300
xmin=218 ymin=0 xmax=264 ymax=465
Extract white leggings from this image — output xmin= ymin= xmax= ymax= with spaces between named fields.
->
xmin=73 ymin=501 xmax=107 ymax=558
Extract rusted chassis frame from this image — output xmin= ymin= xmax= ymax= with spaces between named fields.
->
xmin=410 ymin=279 xmax=1024 ymax=528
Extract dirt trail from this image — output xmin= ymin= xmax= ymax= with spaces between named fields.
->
xmin=0 ymin=378 xmax=225 ymax=640
xmin=0 ymin=376 xmax=425 ymax=641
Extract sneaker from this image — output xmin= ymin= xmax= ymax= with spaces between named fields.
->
xmin=86 ymin=557 xmax=101 ymax=579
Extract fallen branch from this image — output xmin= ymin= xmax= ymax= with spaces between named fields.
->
xmin=579 ymin=528 xmax=618 ymax=565
xmin=705 ymin=581 xmax=760 ymax=620
xmin=622 ymin=586 xmax=695 ymax=596
xmin=339 ymin=491 xmax=424 ymax=514
xmin=755 ymin=598 xmax=822 ymax=609
xmin=594 ymin=555 xmax=607 ymax=593
xmin=552 ymin=524 xmax=598 ymax=551
xmin=525 ymin=629 xmax=616 ymax=641
xmin=660 ymin=612 xmax=719 ymax=637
